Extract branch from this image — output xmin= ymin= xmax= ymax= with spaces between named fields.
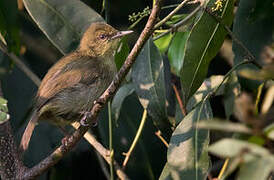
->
xmin=20 ymin=0 xmax=163 ymax=178
xmin=0 ymin=40 xmax=129 ymax=179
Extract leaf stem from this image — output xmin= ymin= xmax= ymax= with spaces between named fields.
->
xmin=122 ymin=109 xmax=147 ymax=168
xmin=155 ymin=130 xmax=169 ymax=147
xmin=0 ymin=41 xmax=41 ymax=86
xmin=172 ymin=83 xmax=187 ymax=116
xmin=108 ymin=102 xmax=114 ymax=180
xmin=254 ymin=83 xmax=264 ymax=115
xmin=217 ymin=158 xmax=229 ymax=179
xmin=153 ymin=4 xmax=202 ymax=40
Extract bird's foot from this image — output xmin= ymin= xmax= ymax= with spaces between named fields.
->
xmin=93 ymin=98 xmax=104 ymax=105
xmin=62 ymin=136 xmax=70 ymax=147
xmin=80 ymin=111 xmax=91 ymax=126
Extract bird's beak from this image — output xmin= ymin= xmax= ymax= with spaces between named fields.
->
xmin=111 ymin=30 xmax=133 ymax=40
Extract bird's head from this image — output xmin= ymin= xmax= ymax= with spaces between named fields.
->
xmin=79 ymin=22 xmax=133 ymax=57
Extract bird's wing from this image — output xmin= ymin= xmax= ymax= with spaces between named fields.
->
xmin=35 ymin=55 xmax=100 ymax=110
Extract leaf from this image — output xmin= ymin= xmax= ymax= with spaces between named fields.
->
xmin=233 ymin=0 xmax=274 ymax=67
xmin=132 ymin=38 xmax=172 ymax=137
xmin=154 ymin=33 xmax=173 ymax=54
xmin=238 ymin=64 xmax=274 ymax=81
xmin=196 ymin=119 xmax=252 ymax=134
xmin=115 ymin=37 xmax=130 ymax=70
xmin=208 ymin=138 xmax=271 ymax=162
xmin=23 ymin=0 xmax=104 ymax=55
xmin=264 ymin=123 xmax=274 ymax=140
xmin=111 ymin=83 xmax=134 ymax=122
xmin=186 ymin=75 xmax=225 ymax=111
xmin=0 ymin=0 xmax=20 ymax=54
xmin=161 ymin=101 xmax=212 ymax=180
xmin=223 ymin=72 xmax=240 ymax=119
xmin=237 ymin=156 xmax=274 ymax=180
xmin=167 ymin=31 xmax=190 ymax=75
xmin=99 ymin=93 xmax=166 ymax=179
xmin=180 ymin=0 xmax=234 ymax=102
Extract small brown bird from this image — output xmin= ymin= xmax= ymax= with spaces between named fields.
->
xmin=20 ymin=22 xmax=133 ymax=151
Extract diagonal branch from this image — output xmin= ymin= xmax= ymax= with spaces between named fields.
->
xmin=21 ymin=0 xmax=163 ymax=179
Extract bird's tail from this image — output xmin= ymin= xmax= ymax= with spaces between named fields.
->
xmin=19 ymin=110 xmax=39 ymax=152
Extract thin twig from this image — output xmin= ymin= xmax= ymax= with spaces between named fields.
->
xmin=254 ymin=83 xmax=264 ymax=115
xmin=108 ymin=102 xmax=114 ymax=180
xmin=153 ymin=4 xmax=202 ymax=40
xmin=172 ymin=83 xmax=187 ymax=116
xmin=217 ymin=158 xmax=229 ymax=180
xmin=0 ymin=41 xmax=41 ymax=86
xmin=155 ymin=130 xmax=169 ymax=147
xmin=21 ymin=0 xmax=163 ymax=178
xmin=154 ymin=0 xmax=190 ymax=29
xmin=122 ymin=109 xmax=147 ymax=168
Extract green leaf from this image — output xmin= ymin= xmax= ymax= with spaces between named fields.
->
xmin=208 ymin=138 xmax=271 ymax=162
xmin=111 ymin=83 xmax=134 ymax=122
xmin=154 ymin=33 xmax=173 ymax=54
xmin=187 ymin=75 xmax=225 ymax=111
xmin=180 ymin=0 xmax=234 ymax=102
xmin=132 ymin=38 xmax=172 ymax=137
xmin=223 ymin=72 xmax=240 ymax=119
xmin=232 ymin=0 xmax=274 ymax=89
xmin=167 ymin=31 xmax=190 ymax=75
xmin=264 ymin=123 xmax=274 ymax=140
xmin=0 ymin=0 xmax=20 ymax=54
xmin=237 ymin=156 xmax=274 ymax=180
xmin=196 ymin=119 xmax=252 ymax=134
xmin=161 ymin=101 xmax=212 ymax=180
xmin=99 ymin=93 xmax=166 ymax=179
xmin=115 ymin=37 xmax=130 ymax=70
xmin=233 ymin=0 xmax=274 ymax=67
xmin=23 ymin=0 xmax=104 ymax=55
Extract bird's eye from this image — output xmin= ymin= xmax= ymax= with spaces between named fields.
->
xmin=99 ymin=34 xmax=107 ymax=40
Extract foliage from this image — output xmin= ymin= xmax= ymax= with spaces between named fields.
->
xmin=0 ymin=0 xmax=273 ymax=179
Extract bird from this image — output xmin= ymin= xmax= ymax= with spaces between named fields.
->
xmin=20 ymin=22 xmax=133 ymax=151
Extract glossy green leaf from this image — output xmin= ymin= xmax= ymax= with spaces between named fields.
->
xmin=208 ymin=138 xmax=271 ymax=162
xmin=111 ymin=83 xmax=134 ymax=122
xmin=115 ymin=37 xmax=130 ymax=70
xmin=132 ymin=38 xmax=172 ymax=137
xmin=180 ymin=0 xmax=234 ymax=102
xmin=187 ymin=75 xmax=225 ymax=111
xmin=237 ymin=156 xmax=274 ymax=180
xmin=0 ymin=0 xmax=20 ymax=54
xmin=168 ymin=31 xmax=190 ymax=75
xmin=196 ymin=119 xmax=252 ymax=134
xmin=232 ymin=0 xmax=274 ymax=69
xmin=23 ymin=0 xmax=104 ymax=55
xmin=160 ymin=101 xmax=212 ymax=180
xmin=154 ymin=33 xmax=173 ymax=54
xmin=99 ymin=93 xmax=166 ymax=179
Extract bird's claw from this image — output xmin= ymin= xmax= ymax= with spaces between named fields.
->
xmin=80 ymin=111 xmax=91 ymax=126
xmin=80 ymin=111 xmax=98 ymax=127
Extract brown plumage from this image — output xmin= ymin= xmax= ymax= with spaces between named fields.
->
xmin=20 ymin=23 xmax=133 ymax=151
